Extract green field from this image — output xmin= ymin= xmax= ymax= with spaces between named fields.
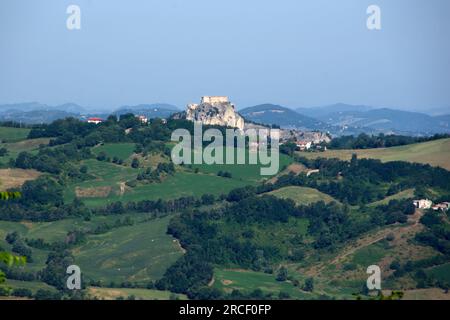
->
xmin=0 ymin=215 xmax=149 ymax=274
xmin=0 ymin=214 xmax=146 ymax=243
xmin=350 ymin=242 xmax=387 ymax=267
xmin=92 ymin=143 xmax=136 ymax=161
xmin=73 ymin=215 xmax=184 ymax=284
xmin=65 ymin=158 xmax=250 ymax=207
xmin=367 ymin=189 xmax=415 ymax=207
xmin=297 ymin=138 xmax=450 ymax=171
xmin=0 ymin=127 xmax=30 ymax=143
xmin=426 ymin=263 xmax=450 ymax=283
xmin=213 ymin=268 xmax=313 ymax=299
xmin=87 ymin=286 xmax=187 ymax=300
xmin=191 ymin=148 xmax=293 ymax=183
xmin=0 ymin=138 xmax=50 ymax=165
xmin=268 ymin=186 xmax=339 ymax=205
xmin=1 ymin=279 xmax=57 ymax=294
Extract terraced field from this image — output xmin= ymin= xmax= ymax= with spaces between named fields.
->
xmin=297 ymin=138 xmax=450 ymax=170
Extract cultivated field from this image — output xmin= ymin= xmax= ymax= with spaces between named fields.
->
xmin=297 ymin=138 xmax=450 ymax=170
xmin=64 ymin=158 xmax=250 ymax=207
xmin=0 ymin=168 xmax=42 ymax=190
xmin=190 ymin=147 xmax=293 ymax=183
xmin=72 ymin=216 xmax=184 ymax=284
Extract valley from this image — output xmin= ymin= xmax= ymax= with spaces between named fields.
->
xmin=1 ymin=118 xmax=449 ymax=300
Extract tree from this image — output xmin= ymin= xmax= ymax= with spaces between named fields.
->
xmin=303 ymin=277 xmax=314 ymax=292
xmin=0 ymin=251 xmax=26 ymax=284
xmin=21 ymin=176 xmax=63 ymax=206
xmin=0 ymin=147 xmax=8 ymax=157
xmin=276 ymin=266 xmax=288 ymax=282
xmin=131 ymin=158 xmax=140 ymax=168
xmin=96 ymin=151 xmax=108 ymax=161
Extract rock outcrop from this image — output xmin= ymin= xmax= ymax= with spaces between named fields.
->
xmin=182 ymin=96 xmax=245 ymax=130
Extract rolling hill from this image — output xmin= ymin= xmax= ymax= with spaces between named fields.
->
xmin=239 ymin=104 xmax=327 ymax=129
xmin=297 ymin=138 xmax=450 ymax=170
xmin=296 ymin=104 xmax=450 ymax=135
xmin=113 ymin=103 xmax=179 ymax=119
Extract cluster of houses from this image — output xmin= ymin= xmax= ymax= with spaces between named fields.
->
xmin=87 ymin=115 xmax=153 ymax=125
xmin=413 ymin=199 xmax=450 ymax=212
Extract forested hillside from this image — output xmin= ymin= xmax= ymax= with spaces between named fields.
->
xmin=1 ymin=116 xmax=449 ymax=300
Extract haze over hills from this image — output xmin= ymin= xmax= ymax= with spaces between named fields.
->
xmin=0 ymin=102 xmax=180 ymax=124
xmin=296 ymin=103 xmax=375 ymax=118
xmin=239 ymin=104 xmax=327 ymax=130
xmin=112 ymin=104 xmax=180 ymax=119
xmin=294 ymin=104 xmax=450 ymax=135
xmin=0 ymin=101 xmax=449 ymax=136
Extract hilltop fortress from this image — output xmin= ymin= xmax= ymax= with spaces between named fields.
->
xmin=184 ymin=96 xmax=245 ymax=130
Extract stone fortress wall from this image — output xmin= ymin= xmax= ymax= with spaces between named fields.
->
xmin=201 ymin=96 xmax=230 ymax=104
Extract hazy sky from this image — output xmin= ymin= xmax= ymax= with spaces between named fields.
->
xmin=1 ymin=0 xmax=449 ymax=111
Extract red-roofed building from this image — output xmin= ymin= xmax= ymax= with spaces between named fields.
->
xmin=87 ymin=117 xmax=104 ymax=124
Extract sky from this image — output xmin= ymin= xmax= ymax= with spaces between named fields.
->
xmin=0 ymin=0 xmax=449 ymax=112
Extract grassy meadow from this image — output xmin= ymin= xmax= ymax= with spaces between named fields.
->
xmin=72 ymin=215 xmax=184 ymax=284
xmin=268 ymin=186 xmax=339 ymax=205
xmin=0 ymin=127 xmax=31 ymax=143
xmin=92 ymin=143 xmax=136 ymax=161
xmin=213 ymin=268 xmax=313 ymax=299
xmin=0 ymin=137 xmax=50 ymax=165
xmin=297 ymin=138 xmax=450 ymax=170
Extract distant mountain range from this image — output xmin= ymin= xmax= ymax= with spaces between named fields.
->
xmin=0 ymin=102 xmax=180 ymax=124
xmin=294 ymin=104 xmax=449 ymax=135
xmin=1 ymin=101 xmax=448 ymax=136
xmin=239 ymin=103 xmax=449 ymax=136
xmin=112 ymin=104 xmax=179 ymax=119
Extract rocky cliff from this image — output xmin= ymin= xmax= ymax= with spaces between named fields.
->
xmin=179 ymin=96 xmax=245 ymax=130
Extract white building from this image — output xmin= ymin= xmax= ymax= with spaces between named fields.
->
xmin=432 ymin=202 xmax=450 ymax=211
xmin=136 ymin=115 xmax=148 ymax=124
xmin=413 ymin=199 xmax=433 ymax=209
xmin=296 ymin=140 xmax=312 ymax=151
